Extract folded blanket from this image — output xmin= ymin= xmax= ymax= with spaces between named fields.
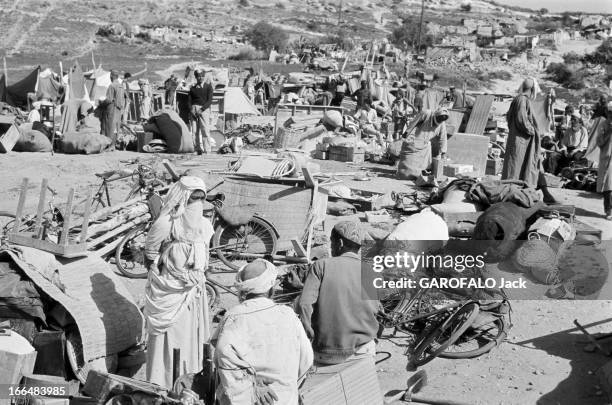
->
xmin=468 ymin=179 xmax=541 ymax=208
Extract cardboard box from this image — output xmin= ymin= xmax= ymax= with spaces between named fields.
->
xmin=443 ymin=163 xmax=474 ymax=177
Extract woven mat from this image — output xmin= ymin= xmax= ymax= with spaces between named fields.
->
xmin=3 ymin=246 xmax=143 ymax=363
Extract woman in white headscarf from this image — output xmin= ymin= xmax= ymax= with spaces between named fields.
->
xmin=397 ymin=107 xmax=449 ymax=179
xmin=143 ymin=176 xmax=214 ymax=388
xmin=502 ymin=77 xmax=557 ymax=203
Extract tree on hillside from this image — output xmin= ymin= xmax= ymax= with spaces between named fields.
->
xmin=389 ymin=16 xmax=434 ymax=51
xmin=539 ymin=8 xmax=549 ymax=15
xmin=460 ymin=3 xmax=472 ymax=12
xmin=585 ymin=38 xmax=612 ymax=65
xmin=246 ymin=21 xmax=289 ymax=51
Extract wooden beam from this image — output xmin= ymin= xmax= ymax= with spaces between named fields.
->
xmin=79 ymin=189 xmax=93 ymax=244
xmin=59 ymin=188 xmax=75 ymax=246
xmin=291 ymin=238 xmax=308 ymax=258
xmin=13 ymin=178 xmax=28 ymax=233
xmin=35 ymin=179 xmax=48 ymax=236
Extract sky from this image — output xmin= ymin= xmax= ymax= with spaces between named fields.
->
xmin=500 ymin=0 xmax=612 ymax=13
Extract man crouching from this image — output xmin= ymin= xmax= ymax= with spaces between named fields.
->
xmin=213 ymin=259 xmax=313 ymax=405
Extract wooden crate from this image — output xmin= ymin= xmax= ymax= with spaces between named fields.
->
xmin=486 ymin=158 xmax=503 ymax=175
xmin=328 ymin=145 xmax=365 ymax=163
xmin=314 ymin=150 xmax=328 ymax=160
xmin=0 ymin=124 xmax=21 ymax=153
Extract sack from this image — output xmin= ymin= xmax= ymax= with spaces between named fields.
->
xmin=322 ymin=110 xmax=343 ymax=128
xmin=151 ymin=110 xmax=194 ymax=153
xmin=61 ymin=132 xmax=111 ymax=154
xmin=397 ymin=141 xmax=429 ymax=180
xmin=14 ymin=129 xmax=52 ymax=152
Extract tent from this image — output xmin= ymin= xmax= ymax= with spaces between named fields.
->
xmin=0 ymin=67 xmax=40 ymax=108
xmin=84 ymin=67 xmax=111 ymax=103
xmin=223 ymin=87 xmax=261 ymax=116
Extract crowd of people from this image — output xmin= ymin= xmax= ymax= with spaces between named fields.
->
xmin=142 ymin=175 xmax=377 ymax=404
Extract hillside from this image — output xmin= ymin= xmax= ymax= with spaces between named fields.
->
xmin=0 ymin=0 xmax=532 ymax=72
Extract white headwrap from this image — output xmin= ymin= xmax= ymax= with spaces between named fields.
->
xmin=518 ymin=77 xmax=541 ymax=100
xmin=234 ymin=259 xmax=278 ymax=295
xmin=161 ymin=176 xmax=207 ymax=219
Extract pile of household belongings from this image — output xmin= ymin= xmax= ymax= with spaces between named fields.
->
xmin=0 ymin=245 xmax=145 ymax=389
xmin=219 ymin=122 xmax=274 ymax=152
xmin=142 ymin=108 xmax=195 ymax=154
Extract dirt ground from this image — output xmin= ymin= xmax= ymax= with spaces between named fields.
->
xmin=1 ymin=151 xmax=612 ymax=405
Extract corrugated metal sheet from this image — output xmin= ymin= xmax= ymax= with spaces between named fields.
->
xmin=465 ymin=95 xmax=494 ymax=135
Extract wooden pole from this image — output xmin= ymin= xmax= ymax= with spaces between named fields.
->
xmin=91 ymin=52 xmax=96 ymax=71
xmin=416 ymin=0 xmax=426 ymax=52
xmin=35 ymin=179 xmax=49 ymax=236
xmin=3 ymin=57 xmax=7 ymax=84
xmin=172 ymin=348 xmax=181 ymax=384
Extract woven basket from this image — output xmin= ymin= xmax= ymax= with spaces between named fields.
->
xmin=512 ymin=240 xmax=558 ymax=284
xmin=219 ymin=177 xmax=323 ymax=251
xmin=273 ymin=127 xmax=303 ymax=149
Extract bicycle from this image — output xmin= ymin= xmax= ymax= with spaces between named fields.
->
xmin=377 ymin=284 xmax=511 ymax=367
xmin=114 ymin=180 xmax=279 ymax=279
xmin=83 ymin=163 xmax=168 ymax=213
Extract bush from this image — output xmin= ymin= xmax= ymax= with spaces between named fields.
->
xmin=276 ymin=1 xmax=286 ymax=8
xmin=239 ymin=0 xmax=249 ymax=6
xmin=229 ymin=46 xmax=264 ymax=60
xmin=562 ymin=52 xmax=583 ymax=65
xmin=460 ymin=3 xmax=471 ymax=11
xmin=547 ymin=62 xmax=573 ymax=83
xmin=546 ymin=62 xmax=587 ymax=90
xmin=246 ymin=21 xmax=289 ymax=51
xmin=585 ymin=38 xmax=612 ymax=65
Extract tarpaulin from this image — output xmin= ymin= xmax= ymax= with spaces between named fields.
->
xmin=0 ymin=67 xmax=39 ymax=108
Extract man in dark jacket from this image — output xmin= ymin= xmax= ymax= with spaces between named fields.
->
xmin=189 ymin=69 xmax=214 ymax=154
xmin=298 ymin=221 xmax=379 ymax=365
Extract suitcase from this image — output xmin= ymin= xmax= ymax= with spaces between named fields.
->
xmin=82 ymin=370 xmax=168 ymax=403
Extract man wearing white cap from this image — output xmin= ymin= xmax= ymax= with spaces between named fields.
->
xmin=214 ymin=259 xmax=313 ymax=405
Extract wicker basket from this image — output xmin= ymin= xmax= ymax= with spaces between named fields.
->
xmin=220 ymin=177 xmax=326 ymax=251
xmin=273 ymin=127 xmax=303 ymax=149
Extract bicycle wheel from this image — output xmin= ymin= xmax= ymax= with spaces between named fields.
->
xmin=206 ymin=282 xmax=220 ymax=309
xmin=0 ymin=211 xmax=16 ymax=235
xmin=212 ymin=217 xmax=278 ymax=271
xmin=115 ymin=223 xmax=150 ymax=279
xmin=411 ymin=302 xmax=480 ymax=367
xmin=439 ymin=313 xmax=508 ymax=359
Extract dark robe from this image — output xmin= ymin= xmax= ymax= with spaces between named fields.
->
xmin=502 ymin=94 xmax=540 ymax=187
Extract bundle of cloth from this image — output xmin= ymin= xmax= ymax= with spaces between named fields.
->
xmin=439 ymin=178 xmax=541 ymax=208
xmin=13 ymin=123 xmax=53 ymax=152
xmin=473 ymin=201 xmax=544 ymax=261
xmin=61 ymin=101 xmax=110 ymax=154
